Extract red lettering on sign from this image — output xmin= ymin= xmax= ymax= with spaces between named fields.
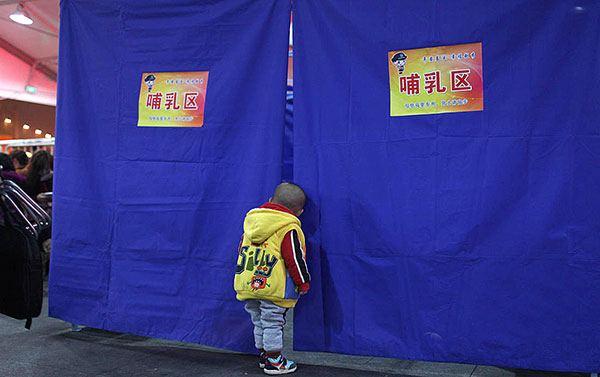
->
xmin=399 ymin=73 xmax=421 ymax=95
xmin=450 ymin=69 xmax=472 ymax=92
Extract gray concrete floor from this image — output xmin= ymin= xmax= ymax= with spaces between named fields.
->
xmin=0 ymin=284 xmax=589 ymax=377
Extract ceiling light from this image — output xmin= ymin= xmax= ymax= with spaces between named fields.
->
xmin=23 ymin=124 xmax=30 ymax=129
xmin=45 ymin=133 xmax=52 ymax=138
xmin=9 ymin=4 xmax=33 ymax=25
xmin=26 ymin=86 xmax=37 ymax=93
xmin=4 ymin=118 xmax=11 ymax=124
xmin=35 ymin=129 xmax=42 ymax=135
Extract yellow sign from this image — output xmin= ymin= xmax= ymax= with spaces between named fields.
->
xmin=137 ymin=71 xmax=209 ymax=127
xmin=389 ymin=43 xmax=483 ymax=116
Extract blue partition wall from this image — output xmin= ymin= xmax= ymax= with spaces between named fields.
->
xmin=49 ymin=0 xmax=291 ymax=353
xmin=50 ymin=0 xmax=600 ymax=372
xmin=293 ymin=0 xmax=600 ymax=372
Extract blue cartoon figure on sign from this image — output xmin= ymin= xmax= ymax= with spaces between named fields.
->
xmin=144 ymin=74 xmax=156 ymax=92
xmin=391 ymin=52 xmax=408 ymax=74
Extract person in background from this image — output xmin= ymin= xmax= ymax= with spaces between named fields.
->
xmin=10 ymin=150 xmax=29 ymax=175
xmin=23 ymin=150 xmax=53 ymax=201
xmin=0 ymin=152 xmax=26 ymax=187
xmin=4 ymin=150 xmax=53 ymax=277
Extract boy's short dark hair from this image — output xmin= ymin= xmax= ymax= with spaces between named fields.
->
xmin=272 ymin=182 xmax=306 ymax=213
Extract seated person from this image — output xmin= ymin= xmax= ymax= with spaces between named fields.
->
xmin=23 ymin=150 xmax=53 ymax=201
xmin=10 ymin=149 xmax=29 ymax=175
xmin=0 ymin=152 xmax=26 ymax=187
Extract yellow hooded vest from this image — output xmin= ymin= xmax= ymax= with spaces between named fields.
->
xmin=234 ymin=207 xmax=306 ymax=308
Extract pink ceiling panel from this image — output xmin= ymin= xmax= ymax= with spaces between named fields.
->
xmin=0 ymin=47 xmax=56 ymax=106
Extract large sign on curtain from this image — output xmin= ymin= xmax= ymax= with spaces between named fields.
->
xmin=388 ymin=43 xmax=483 ymax=116
xmin=137 ymin=71 xmax=209 ymax=127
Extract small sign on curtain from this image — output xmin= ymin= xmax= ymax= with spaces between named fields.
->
xmin=388 ymin=43 xmax=483 ymax=116
xmin=137 ymin=71 xmax=209 ymax=127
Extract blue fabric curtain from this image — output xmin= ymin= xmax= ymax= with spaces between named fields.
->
xmin=293 ymin=0 xmax=600 ymax=372
xmin=49 ymin=0 xmax=291 ymax=353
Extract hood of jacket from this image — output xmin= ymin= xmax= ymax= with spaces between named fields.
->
xmin=243 ymin=207 xmax=300 ymax=244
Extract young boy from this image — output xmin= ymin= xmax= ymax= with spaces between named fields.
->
xmin=234 ymin=182 xmax=310 ymax=375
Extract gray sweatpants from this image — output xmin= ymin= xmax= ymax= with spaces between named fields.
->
xmin=244 ymin=299 xmax=288 ymax=352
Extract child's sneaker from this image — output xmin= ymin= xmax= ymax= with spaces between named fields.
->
xmin=259 ymin=351 xmax=268 ymax=368
xmin=263 ymin=354 xmax=297 ymax=375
